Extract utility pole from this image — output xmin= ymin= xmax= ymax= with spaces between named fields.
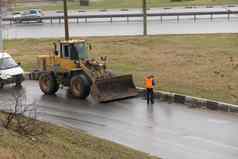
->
xmin=0 ymin=0 xmax=3 ymax=51
xmin=142 ymin=0 xmax=147 ymax=36
xmin=63 ymin=0 xmax=69 ymax=41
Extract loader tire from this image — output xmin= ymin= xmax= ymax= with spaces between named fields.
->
xmin=39 ymin=73 xmax=59 ymax=95
xmin=70 ymin=74 xmax=91 ymax=99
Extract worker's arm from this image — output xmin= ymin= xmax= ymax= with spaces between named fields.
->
xmin=152 ymin=79 xmax=159 ymax=88
xmin=156 ymin=79 xmax=160 ymax=89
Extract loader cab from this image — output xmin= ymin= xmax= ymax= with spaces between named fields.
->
xmin=54 ymin=40 xmax=90 ymax=61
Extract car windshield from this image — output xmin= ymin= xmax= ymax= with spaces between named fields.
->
xmin=0 ymin=57 xmax=18 ymax=70
xmin=30 ymin=10 xmax=37 ymax=14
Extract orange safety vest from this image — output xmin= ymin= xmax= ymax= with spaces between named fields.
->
xmin=146 ymin=78 xmax=153 ymax=89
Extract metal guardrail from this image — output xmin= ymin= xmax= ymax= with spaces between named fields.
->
xmin=3 ymin=10 xmax=238 ymax=24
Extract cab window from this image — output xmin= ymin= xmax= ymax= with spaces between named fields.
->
xmin=75 ymin=43 xmax=89 ymax=59
xmin=70 ymin=44 xmax=79 ymax=60
xmin=63 ymin=45 xmax=70 ymax=58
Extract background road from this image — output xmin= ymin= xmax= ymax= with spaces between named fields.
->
xmin=3 ymin=5 xmax=238 ymax=39
xmin=7 ymin=5 xmax=238 ymax=17
xmin=0 ymin=81 xmax=238 ymax=159
xmin=3 ymin=18 xmax=238 ymax=39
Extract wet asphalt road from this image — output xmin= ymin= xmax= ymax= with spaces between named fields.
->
xmin=3 ymin=5 xmax=238 ymax=39
xmin=6 ymin=5 xmax=238 ymax=17
xmin=3 ymin=18 xmax=238 ymax=39
xmin=0 ymin=81 xmax=238 ymax=159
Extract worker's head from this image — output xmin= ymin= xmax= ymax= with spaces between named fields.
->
xmin=147 ymin=75 xmax=154 ymax=79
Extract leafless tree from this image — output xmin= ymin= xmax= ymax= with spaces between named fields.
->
xmin=0 ymin=89 xmax=44 ymax=136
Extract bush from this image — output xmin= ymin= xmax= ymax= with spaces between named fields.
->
xmin=0 ymin=89 xmax=43 ymax=136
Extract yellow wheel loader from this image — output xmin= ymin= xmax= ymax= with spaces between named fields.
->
xmin=37 ymin=40 xmax=138 ymax=102
xmin=37 ymin=0 xmax=137 ymax=102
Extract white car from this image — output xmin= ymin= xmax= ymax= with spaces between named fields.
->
xmin=13 ymin=9 xmax=43 ymax=23
xmin=0 ymin=52 xmax=24 ymax=88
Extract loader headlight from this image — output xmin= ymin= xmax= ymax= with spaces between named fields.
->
xmin=74 ymin=60 xmax=80 ymax=64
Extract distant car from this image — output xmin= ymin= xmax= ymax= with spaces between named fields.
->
xmin=0 ymin=52 xmax=24 ymax=88
xmin=13 ymin=9 xmax=43 ymax=23
xmin=12 ymin=11 xmax=21 ymax=20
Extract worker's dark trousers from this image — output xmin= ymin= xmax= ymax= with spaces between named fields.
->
xmin=146 ymin=88 xmax=154 ymax=104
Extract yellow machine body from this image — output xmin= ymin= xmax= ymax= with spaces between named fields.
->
xmin=37 ymin=40 xmax=138 ymax=102
xmin=37 ymin=55 xmax=78 ymax=72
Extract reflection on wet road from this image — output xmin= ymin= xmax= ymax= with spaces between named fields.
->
xmin=0 ymin=81 xmax=238 ymax=159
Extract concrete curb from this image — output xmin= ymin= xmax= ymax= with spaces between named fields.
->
xmin=23 ymin=72 xmax=238 ymax=113
xmin=136 ymin=87 xmax=238 ymax=113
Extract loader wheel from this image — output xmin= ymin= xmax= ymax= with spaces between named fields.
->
xmin=70 ymin=74 xmax=91 ymax=99
xmin=39 ymin=73 xmax=59 ymax=95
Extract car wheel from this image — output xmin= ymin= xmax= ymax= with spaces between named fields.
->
xmin=16 ymin=81 xmax=22 ymax=88
xmin=0 ymin=84 xmax=3 ymax=89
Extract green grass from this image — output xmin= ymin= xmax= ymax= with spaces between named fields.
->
xmin=0 ymin=112 xmax=158 ymax=159
xmin=4 ymin=34 xmax=238 ymax=104
xmin=14 ymin=0 xmax=238 ymax=11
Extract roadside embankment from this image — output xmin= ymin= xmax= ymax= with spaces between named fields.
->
xmin=0 ymin=112 xmax=158 ymax=159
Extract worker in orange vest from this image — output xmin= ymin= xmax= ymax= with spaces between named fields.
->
xmin=145 ymin=75 xmax=156 ymax=104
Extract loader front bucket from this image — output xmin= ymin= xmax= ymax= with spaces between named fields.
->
xmin=91 ymin=74 xmax=138 ymax=102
